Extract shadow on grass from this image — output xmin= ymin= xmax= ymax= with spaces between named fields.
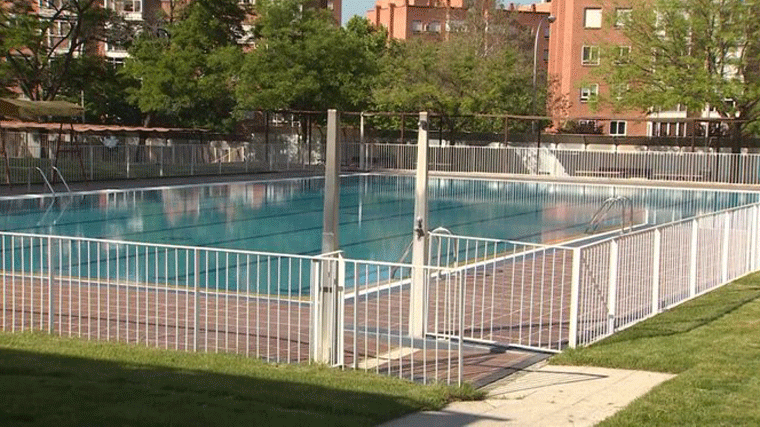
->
xmin=0 ymin=345 xmax=456 ymax=427
xmin=598 ymin=280 xmax=760 ymax=345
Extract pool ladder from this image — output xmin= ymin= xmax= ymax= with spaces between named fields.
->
xmin=29 ymin=166 xmax=72 ymax=197
xmin=587 ymin=196 xmax=633 ymax=234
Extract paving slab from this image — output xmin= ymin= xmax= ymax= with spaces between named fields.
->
xmin=380 ymin=363 xmax=675 ymax=427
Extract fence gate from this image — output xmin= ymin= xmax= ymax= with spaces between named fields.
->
xmin=428 ymin=233 xmax=574 ymax=352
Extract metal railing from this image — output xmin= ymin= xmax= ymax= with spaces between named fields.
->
xmin=427 ymin=232 xmax=574 ymax=352
xmin=2 ymin=141 xmax=320 ymax=186
xmin=571 ymin=202 xmax=760 ymax=347
xmin=341 ymin=143 xmax=760 ymax=185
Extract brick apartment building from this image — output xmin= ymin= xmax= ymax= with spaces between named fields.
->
xmin=366 ymin=0 xmax=716 ymax=137
xmin=366 ymin=0 xmax=552 ymax=75
xmin=34 ymin=0 xmax=342 ymax=65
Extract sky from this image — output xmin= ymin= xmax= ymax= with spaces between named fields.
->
xmin=341 ymin=0 xmax=377 ymax=25
xmin=340 ymin=0 xmax=536 ymax=25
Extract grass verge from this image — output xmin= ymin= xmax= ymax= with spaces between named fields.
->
xmin=552 ymin=272 xmax=760 ymax=426
xmin=0 ymin=332 xmax=483 ymax=426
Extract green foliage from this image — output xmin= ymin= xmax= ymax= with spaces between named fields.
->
xmin=0 ymin=0 xmax=117 ymax=101
xmin=598 ymin=0 xmax=760 ymax=136
xmin=57 ymin=56 xmax=142 ymax=125
xmin=235 ymin=2 xmax=386 ymax=113
xmin=371 ymin=4 xmax=536 ymax=133
xmin=123 ymin=0 xmax=245 ymax=130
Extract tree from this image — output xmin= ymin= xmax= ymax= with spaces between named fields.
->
xmin=372 ymin=2 xmax=536 ymax=136
xmin=235 ymin=1 xmax=386 ymax=112
xmin=598 ymin=0 xmax=760 ymax=148
xmin=123 ymin=0 xmax=245 ymax=129
xmin=0 ymin=0 xmax=117 ymax=101
xmin=59 ymin=56 xmax=141 ymax=125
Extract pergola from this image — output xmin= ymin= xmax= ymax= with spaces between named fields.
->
xmin=0 ymin=97 xmax=84 ymax=186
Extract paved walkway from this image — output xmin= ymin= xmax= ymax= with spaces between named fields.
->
xmin=381 ymin=363 xmax=675 ymax=427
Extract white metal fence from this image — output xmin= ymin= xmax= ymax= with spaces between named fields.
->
xmin=2 ymin=205 xmax=760 ymax=384
xmin=0 ymin=231 xmax=476 ymax=384
xmin=2 ymin=141 xmax=316 ymax=186
xmin=571 ymin=203 xmax=760 ymax=347
xmin=342 ymin=143 xmax=760 ymax=185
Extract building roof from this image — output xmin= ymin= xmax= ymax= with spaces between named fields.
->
xmin=0 ymin=98 xmax=84 ymax=121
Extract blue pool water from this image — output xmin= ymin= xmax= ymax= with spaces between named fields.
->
xmin=1 ymin=174 xmax=759 ymax=263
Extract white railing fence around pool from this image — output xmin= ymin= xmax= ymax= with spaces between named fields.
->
xmin=341 ymin=143 xmax=760 ymax=185
xmin=572 ymin=202 xmax=760 ymax=347
xmin=2 ymin=141 xmax=317 ymax=186
xmin=2 ymin=202 xmax=760 ymax=384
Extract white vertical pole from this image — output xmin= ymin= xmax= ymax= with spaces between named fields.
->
xmin=323 ymin=109 xmax=341 ymax=255
xmin=568 ymin=248 xmax=581 ymax=348
xmin=722 ymin=212 xmax=730 ymax=283
xmin=194 ymin=248 xmax=199 ymax=352
xmin=607 ymin=240 xmax=618 ymax=335
xmin=410 ymin=112 xmax=430 ymax=338
xmin=752 ymin=206 xmax=759 ymax=271
xmin=314 ymin=109 xmax=342 ymax=365
xmin=47 ymin=237 xmax=54 ymax=333
xmin=652 ymin=229 xmax=661 ymax=316
xmin=690 ymin=218 xmax=698 ymax=297
xmin=359 ymin=113 xmax=365 ymax=170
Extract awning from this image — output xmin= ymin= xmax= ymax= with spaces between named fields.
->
xmin=0 ymin=97 xmax=84 ymax=120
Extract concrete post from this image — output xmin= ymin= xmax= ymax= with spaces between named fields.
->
xmin=323 ymin=109 xmax=340 ymax=254
xmin=410 ymin=112 xmax=429 ymax=338
xmin=313 ymin=109 xmax=343 ymax=365
xmin=359 ymin=113 xmax=365 ymax=170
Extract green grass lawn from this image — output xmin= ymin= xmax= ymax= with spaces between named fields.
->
xmin=0 ymin=333 xmax=482 ymax=427
xmin=552 ymin=272 xmax=760 ymax=426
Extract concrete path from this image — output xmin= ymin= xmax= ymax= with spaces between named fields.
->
xmin=380 ymin=363 xmax=675 ymax=427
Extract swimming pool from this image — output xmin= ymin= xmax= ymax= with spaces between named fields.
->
xmin=1 ymin=174 xmax=758 ymax=263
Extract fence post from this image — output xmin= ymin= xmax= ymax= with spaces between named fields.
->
xmin=160 ymin=146 xmax=164 ymax=177
xmin=191 ymin=145 xmax=195 ymax=175
xmin=568 ymin=248 xmax=581 ymax=348
xmin=607 ymin=240 xmax=618 ymax=335
xmin=690 ymin=218 xmax=698 ymax=297
xmin=458 ymin=269 xmax=464 ymax=386
xmin=193 ymin=248 xmax=199 ymax=352
xmin=752 ymin=205 xmax=759 ymax=271
xmin=410 ymin=112 xmax=430 ymax=338
xmin=722 ymin=212 xmax=730 ymax=283
xmin=652 ymin=229 xmax=661 ymax=315
xmin=47 ymin=236 xmax=54 ymax=333
xmin=359 ymin=112 xmax=365 ymax=170
xmin=89 ymin=145 xmax=94 ymax=180
xmin=125 ymin=144 xmax=131 ymax=179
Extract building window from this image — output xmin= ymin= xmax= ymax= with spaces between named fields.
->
xmin=543 ymin=49 xmax=549 ymax=62
xmin=610 ymin=121 xmax=627 ymax=136
xmin=109 ymin=0 xmax=141 ymax=13
xmin=584 ymin=8 xmax=602 ymax=29
xmin=651 ymin=122 xmax=686 ymax=137
xmin=614 ymin=46 xmax=631 ymax=64
xmin=581 ymin=46 xmax=600 ymax=65
xmin=47 ymin=20 xmax=70 ymax=49
xmin=615 ymin=8 xmax=632 ymax=28
xmin=412 ymin=20 xmax=423 ymax=33
xmin=580 ymin=84 xmax=599 ymax=102
xmin=427 ymin=21 xmax=441 ymax=33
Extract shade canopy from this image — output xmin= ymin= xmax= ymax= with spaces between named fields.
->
xmin=0 ymin=97 xmax=83 ymax=121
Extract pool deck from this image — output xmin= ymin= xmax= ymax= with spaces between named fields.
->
xmin=1 ymin=170 xmax=755 ymax=389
